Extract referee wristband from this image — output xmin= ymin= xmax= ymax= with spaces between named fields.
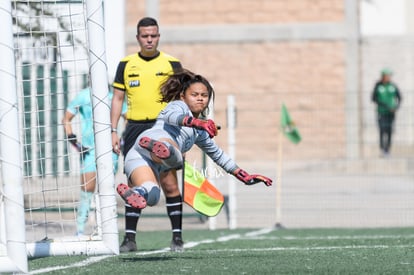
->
xmin=111 ymin=128 xmax=118 ymax=133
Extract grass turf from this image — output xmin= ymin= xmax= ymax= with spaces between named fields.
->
xmin=26 ymin=227 xmax=414 ymax=274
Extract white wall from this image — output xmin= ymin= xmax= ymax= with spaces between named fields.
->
xmin=360 ymin=0 xmax=406 ymax=36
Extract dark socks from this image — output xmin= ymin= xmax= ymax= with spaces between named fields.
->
xmin=124 ymin=196 xmax=182 ymax=240
xmin=166 ymin=195 xmax=183 ymax=239
xmin=124 ymin=205 xmax=141 ymax=240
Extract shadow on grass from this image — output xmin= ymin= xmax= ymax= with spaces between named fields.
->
xmin=120 ymin=254 xmax=201 ymax=262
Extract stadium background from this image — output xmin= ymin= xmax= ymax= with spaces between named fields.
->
xmin=107 ymin=0 xmax=414 ymax=230
xmin=119 ymin=0 xmax=414 ymax=163
xmin=2 ymin=2 xmax=412 ymax=272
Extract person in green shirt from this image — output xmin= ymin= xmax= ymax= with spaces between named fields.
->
xmin=371 ymin=68 xmax=402 ymax=157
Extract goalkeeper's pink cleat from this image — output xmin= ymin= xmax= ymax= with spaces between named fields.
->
xmin=117 ymin=183 xmax=147 ymax=209
xmin=139 ymin=137 xmax=171 ymax=159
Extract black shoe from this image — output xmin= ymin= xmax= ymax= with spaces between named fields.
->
xmin=170 ymin=236 xmax=184 ymax=252
xmin=120 ymin=236 xmax=137 ymax=252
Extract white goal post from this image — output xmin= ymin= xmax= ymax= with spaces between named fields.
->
xmin=0 ymin=1 xmax=28 ymax=273
xmin=0 ymin=0 xmax=119 ymax=272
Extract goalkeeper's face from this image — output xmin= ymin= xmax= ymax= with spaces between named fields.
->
xmin=181 ymin=82 xmax=210 ymax=117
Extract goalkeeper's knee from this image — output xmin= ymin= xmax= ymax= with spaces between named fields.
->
xmin=161 ymin=145 xmax=182 ymax=169
xmin=133 ymin=181 xmax=160 ymax=206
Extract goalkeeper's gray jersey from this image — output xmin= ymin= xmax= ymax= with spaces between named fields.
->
xmin=140 ymin=100 xmax=238 ymax=174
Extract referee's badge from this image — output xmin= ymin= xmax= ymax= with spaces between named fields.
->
xmin=129 ymin=79 xmax=140 ymax=87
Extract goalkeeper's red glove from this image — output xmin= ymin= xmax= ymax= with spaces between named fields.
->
xmin=182 ymin=116 xmax=218 ymax=138
xmin=234 ymin=168 xmax=272 ymax=186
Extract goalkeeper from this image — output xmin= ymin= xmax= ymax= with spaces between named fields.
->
xmin=63 ymin=86 xmax=126 ymax=236
xmin=116 ymin=69 xmax=272 ymax=212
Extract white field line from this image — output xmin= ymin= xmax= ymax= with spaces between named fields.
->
xmin=29 ymin=229 xmax=414 ymax=274
xmin=204 ymin=244 xmax=414 ymax=253
xmin=244 ymin=234 xmax=414 ymax=241
xmin=30 ymin=255 xmax=112 ymax=274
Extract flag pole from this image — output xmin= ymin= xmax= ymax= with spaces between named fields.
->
xmin=181 ymin=156 xmax=185 ymax=204
xmin=276 ymin=103 xmax=300 ymax=229
xmin=275 ymin=127 xmax=284 ymax=229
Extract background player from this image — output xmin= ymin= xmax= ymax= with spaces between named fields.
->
xmin=63 ymin=86 xmax=126 ymax=236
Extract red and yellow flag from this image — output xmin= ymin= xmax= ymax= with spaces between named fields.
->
xmin=184 ymin=161 xmax=224 ymax=217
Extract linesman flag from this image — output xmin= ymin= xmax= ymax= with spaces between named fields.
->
xmin=281 ymin=103 xmax=301 ymax=144
xmin=183 ymin=161 xmax=224 ymax=217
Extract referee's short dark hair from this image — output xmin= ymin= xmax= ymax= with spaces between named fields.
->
xmin=137 ymin=17 xmax=158 ymax=33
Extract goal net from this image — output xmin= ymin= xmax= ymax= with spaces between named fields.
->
xmin=0 ymin=0 xmax=118 ymax=272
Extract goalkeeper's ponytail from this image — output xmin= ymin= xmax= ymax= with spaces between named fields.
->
xmin=160 ymin=68 xmax=195 ymax=103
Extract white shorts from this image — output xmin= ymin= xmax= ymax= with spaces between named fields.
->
xmin=124 ymin=128 xmax=179 ymax=181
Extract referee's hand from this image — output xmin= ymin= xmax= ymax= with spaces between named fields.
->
xmin=112 ymin=132 xmax=121 ymax=155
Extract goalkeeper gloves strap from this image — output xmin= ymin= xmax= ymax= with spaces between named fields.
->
xmin=234 ymin=168 xmax=272 ymax=186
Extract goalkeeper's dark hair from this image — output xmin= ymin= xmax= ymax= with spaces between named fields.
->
xmin=137 ymin=17 xmax=158 ymax=34
xmin=160 ymin=69 xmax=215 ymax=116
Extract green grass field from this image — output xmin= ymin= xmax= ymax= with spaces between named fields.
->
xmin=26 ymin=227 xmax=414 ymax=274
